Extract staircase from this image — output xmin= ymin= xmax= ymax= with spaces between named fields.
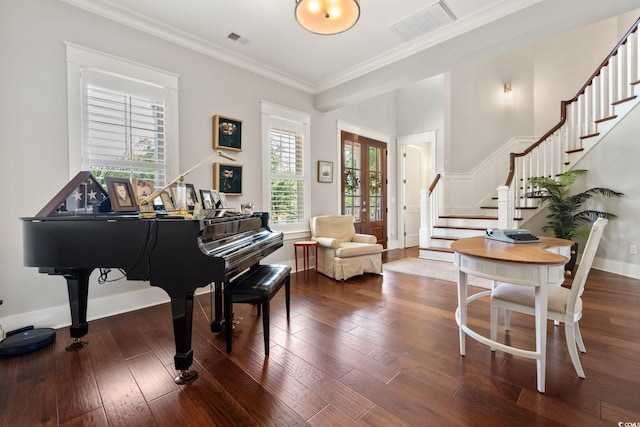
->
xmin=420 ymin=17 xmax=640 ymax=262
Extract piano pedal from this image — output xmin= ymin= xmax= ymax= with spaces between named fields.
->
xmin=65 ymin=338 xmax=88 ymax=351
xmin=174 ymin=369 xmax=198 ymax=385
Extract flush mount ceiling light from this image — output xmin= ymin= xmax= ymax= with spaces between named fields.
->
xmin=295 ymin=0 xmax=360 ymax=35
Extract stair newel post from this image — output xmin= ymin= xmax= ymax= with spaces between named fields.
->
xmin=497 ymin=185 xmax=512 ymax=230
xmin=419 ymin=188 xmax=430 ymax=249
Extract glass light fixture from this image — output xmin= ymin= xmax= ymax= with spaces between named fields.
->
xmin=295 ymin=0 xmax=360 ymax=35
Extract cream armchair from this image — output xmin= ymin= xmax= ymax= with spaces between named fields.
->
xmin=310 ymin=215 xmax=383 ymax=280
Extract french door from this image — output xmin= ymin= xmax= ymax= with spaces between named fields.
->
xmin=341 ymin=131 xmax=387 ymax=248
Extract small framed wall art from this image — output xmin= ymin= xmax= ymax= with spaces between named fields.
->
xmin=213 ymin=115 xmax=242 ymax=151
xmin=318 ymin=160 xmax=333 ymax=183
xmin=213 ymin=163 xmax=243 ymax=195
xmin=105 ymin=177 xmax=137 ymax=212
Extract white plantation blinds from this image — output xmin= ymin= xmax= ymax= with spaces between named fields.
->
xmin=66 ymin=43 xmax=179 ymax=187
xmin=261 ymin=102 xmax=310 ymax=230
xmin=85 ymin=71 xmax=167 ymax=184
xmin=269 ymin=127 xmax=305 ymax=223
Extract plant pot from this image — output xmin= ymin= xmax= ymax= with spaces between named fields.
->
xmin=565 ymin=242 xmax=578 ymax=276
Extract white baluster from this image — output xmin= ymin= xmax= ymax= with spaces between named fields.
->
xmin=610 ymin=54 xmax=619 ymax=102
xmin=619 ymin=43 xmax=629 ymax=99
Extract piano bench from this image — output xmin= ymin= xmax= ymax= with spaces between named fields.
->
xmin=224 ymin=264 xmax=291 ymax=356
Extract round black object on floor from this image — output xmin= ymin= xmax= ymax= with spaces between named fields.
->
xmin=0 ymin=328 xmax=56 ymax=356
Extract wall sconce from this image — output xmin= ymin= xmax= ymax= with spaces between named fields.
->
xmin=504 ymin=82 xmax=513 ymax=97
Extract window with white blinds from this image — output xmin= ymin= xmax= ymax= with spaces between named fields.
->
xmin=66 ymin=43 xmax=179 ymax=188
xmin=269 ymin=127 xmax=305 ymax=223
xmin=84 ymin=73 xmax=166 ymax=185
xmin=261 ymin=102 xmax=310 ymax=230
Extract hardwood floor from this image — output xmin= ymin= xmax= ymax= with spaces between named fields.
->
xmin=2 ymin=248 xmax=639 ymax=426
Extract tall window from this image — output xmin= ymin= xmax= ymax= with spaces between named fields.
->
xmin=262 ymin=102 xmax=310 ymax=231
xmin=66 ymin=43 xmax=179 ymax=187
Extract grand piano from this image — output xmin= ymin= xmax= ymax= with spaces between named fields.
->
xmin=21 ymin=172 xmax=283 ymax=383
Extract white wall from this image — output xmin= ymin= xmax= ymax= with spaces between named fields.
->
xmin=444 ymin=14 xmax=638 ymax=174
xmin=532 ymin=19 xmax=618 ymax=133
xmin=571 ymin=104 xmax=640 ymax=278
xmin=0 ymin=0 xmax=397 ymax=331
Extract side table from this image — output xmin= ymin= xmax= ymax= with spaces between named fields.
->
xmin=293 ymin=240 xmax=318 ymax=277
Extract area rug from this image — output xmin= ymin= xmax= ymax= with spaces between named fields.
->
xmin=383 ymin=257 xmax=493 ymax=289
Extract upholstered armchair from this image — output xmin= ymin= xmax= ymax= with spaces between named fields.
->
xmin=310 ymin=215 xmax=383 ymax=280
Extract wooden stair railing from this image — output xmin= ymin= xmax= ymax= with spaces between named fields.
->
xmin=501 ymin=17 xmax=640 ymax=226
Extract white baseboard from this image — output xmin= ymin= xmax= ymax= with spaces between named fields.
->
xmin=593 ymin=256 xmax=640 ymax=280
xmin=0 ymin=286 xmax=170 ymax=335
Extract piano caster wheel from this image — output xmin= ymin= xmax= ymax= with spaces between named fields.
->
xmin=65 ymin=338 xmax=88 ymax=351
xmin=174 ymin=370 xmax=198 ymax=385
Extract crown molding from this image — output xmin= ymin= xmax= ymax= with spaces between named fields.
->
xmin=59 ymin=0 xmax=316 ymax=93
xmin=314 ymin=0 xmax=542 ymax=92
xmin=60 ymin=0 xmax=542 ymax=95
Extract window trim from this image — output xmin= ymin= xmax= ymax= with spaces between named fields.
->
xmin=65 ymin=42 xmax=180 ymax=181
xmin=261 ymin=101 xmax=311 ymax=232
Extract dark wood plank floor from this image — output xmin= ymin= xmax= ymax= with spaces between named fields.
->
xmin=2 ymin=248 xmax=639 ymax=426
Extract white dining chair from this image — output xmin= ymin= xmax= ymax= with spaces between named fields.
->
xmin=490 ymin=217 xmax=608 ymax=378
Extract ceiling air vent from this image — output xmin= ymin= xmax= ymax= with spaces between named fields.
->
xmin=227 ymin=32 xmax=250 ymax=46
xmin=389 ymin=1 xmax=456 ymax=42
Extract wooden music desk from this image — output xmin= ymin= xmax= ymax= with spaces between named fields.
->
xmin=451 ymin=236 xmax=572 ymax=393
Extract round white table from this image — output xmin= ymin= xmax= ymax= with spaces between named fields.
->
xmin=451 ymin=236 xmax=572 ymax=393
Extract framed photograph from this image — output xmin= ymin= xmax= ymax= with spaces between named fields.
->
xmin=213 ymin=115 xmax=242 ymax=151
xmin=160 ymin=190 xmax=174 ymax=211
xmin=185 ymin=183 xmax=198 ymax=210
xmin=132 ymin=178 xmax=155 ymax=205
xmin=318 ymin=160 xmax=333 ymax=183
xmin=200 ymin=189 xmax=213 ymax=209
xmin=219 ymin=192 xmax=229 ymax=209
xmin=105 ymin=177 xmax=137 ymax=212
xmin=210 ymin=189 xmax=221 ymax=209
xmin=213 ymin=163 xmax=243 ymax=195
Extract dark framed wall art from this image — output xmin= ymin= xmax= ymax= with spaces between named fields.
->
xmin=213 ymin=163 xmax=243 ymax=195
xmin=213 ymin=115 xmax=242 ymax=151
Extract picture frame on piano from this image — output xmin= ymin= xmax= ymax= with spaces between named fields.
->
xmin=35 ymin=171 xmax=109 ymax=217
xmin=213 ymin=163 xmax=242 ymax=195
xmin=213 ymin=115 xmax=242 ymax=151
xmin=210 ymin=189 xmax=221 ymax=209
xmin=219 ymin=192 xmax=229 ymax=209
xmin=105 ymin=177 xmax=137 ymax=213
xmin=185 ymin=183 xmax=198 ymax=210
xmin=160 ymin=190 xmax=174 ymax=211
xmin=132 ymin=178 xmax=154 ymax=201
xmin=200 ymin=189 xmax=213 ymax=209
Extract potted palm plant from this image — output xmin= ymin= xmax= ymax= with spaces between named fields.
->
xmin=527 ymin=169 xmax=623 ymax=274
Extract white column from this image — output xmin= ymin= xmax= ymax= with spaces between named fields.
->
xmin=419 ymin=189 xmax=430 ymax=248
xmin=497 ymin=185 xmax=511 ymax=229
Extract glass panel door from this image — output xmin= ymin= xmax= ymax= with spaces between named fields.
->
xmin=341 ymin=131 xmax=387 ymax=247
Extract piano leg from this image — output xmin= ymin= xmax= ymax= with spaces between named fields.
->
xmin=209 ymin=281 xmax=225 ymax=332
xmin=170 ymin=295 xmax=199 ymax=384
xmin=61 ymin=268 xmax=92 ymax=350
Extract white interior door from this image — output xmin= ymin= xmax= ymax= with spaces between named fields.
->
xmin=403 ymin=144 xmax=423 ymax=247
